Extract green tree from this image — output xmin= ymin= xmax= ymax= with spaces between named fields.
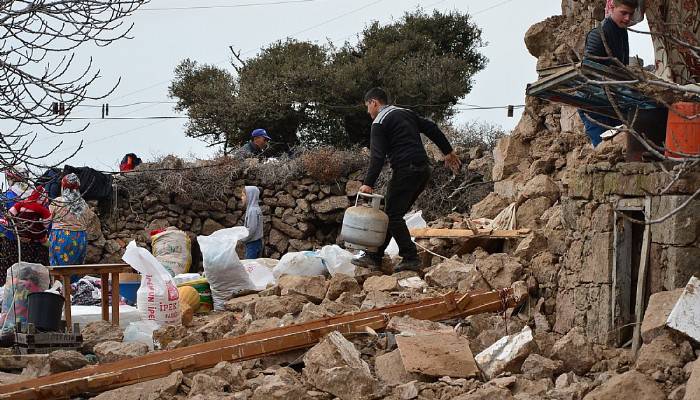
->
xmin=169 ymin=9 xmax=487 ymax=151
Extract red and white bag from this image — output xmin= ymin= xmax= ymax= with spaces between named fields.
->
xmin=122 ymin=241 xmax=180 ymax=326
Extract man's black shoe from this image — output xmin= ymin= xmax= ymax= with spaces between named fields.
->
xmin=351 ymin=253 xmax=382 ymax=268
xmin=394 ymin=257 xmax=422 ymax=273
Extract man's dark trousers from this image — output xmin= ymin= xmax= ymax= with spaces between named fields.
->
xmin=376 ymin=163 xmax=431 ymax=260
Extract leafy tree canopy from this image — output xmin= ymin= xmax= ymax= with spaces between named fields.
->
xmin=169 ymin=9 xmax=487 ymax=153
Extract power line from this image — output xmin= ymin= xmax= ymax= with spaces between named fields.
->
xmin=141 ymin=0 xmax=316 ymax=11
xmin=61 ymin=103 xmax=524 ymax=120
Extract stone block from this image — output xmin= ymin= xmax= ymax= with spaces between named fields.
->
xmin=397 ymin=332 xmax=479 ymax=378
xmin=641 ymin=288 xmax=684 ymax=344
xmin=583 ymin=370 xmax=665 ymax=400
xmin=551 ymin=327 xmax=595 ymax=375
xmin=374 ymin=349 xmax=424 ymax=386
xmin=278 ymin=275 xmax=327 ymax=304
xmin=651 ymin=195 xmax=699 ymax=246
xmin=303 ymin=331 xmax=383 ymax=400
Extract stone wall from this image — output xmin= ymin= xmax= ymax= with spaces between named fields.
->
xmin=88 ymin=172 xmax=365 ymax=268
xmin=466 ymin=0 xmax=700 ymax=345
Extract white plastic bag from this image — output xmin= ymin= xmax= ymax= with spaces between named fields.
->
xmin=122 ymin=241 xmax=181 ymax=326
xmin=197 ymin=227 xmax=255 ymax=310
xmin=123 ymin=320 xmax=160 ymax=350
xmin=386 ymin=210 xmax=427 ymax=256
xmin=151 ymin=228 xmax=192 ymax=276
xmin=272 ymin=251 xmax=327 ymax=279
xmin=241 ymin=260 xmax=276 ymax=291
xmin=0 ymin=262 xmax=50 ymax=334
xmin=319 ymin=245 xmax=355 ymax=276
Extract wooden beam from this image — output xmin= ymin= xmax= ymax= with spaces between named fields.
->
xmin=631 ymin=197 xmax=652 ymax=355
xmin=409 ymin=228 xmax=530 ymax=239
xmin=0 ymin=287 xmax=526 ymax=400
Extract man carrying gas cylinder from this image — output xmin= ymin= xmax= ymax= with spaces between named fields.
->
xmin=352 ymin=87 xmax=461 ymax=273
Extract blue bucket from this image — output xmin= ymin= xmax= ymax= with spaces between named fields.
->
xmin=119 ymin=281 xmax=140 ymax=305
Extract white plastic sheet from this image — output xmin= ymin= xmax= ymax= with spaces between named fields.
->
xmin=272 ymin=251 xmax=327 ymax=279
xmin=124 ymin=320 xmax=160 ymax=350
xmin=319 ymin=245 xmax=355 ymax=276
xmin=122 ymin=241 xmax=181 ymax=326
xmin=386 ymin=210 xmax=427 ymax=256
xmin=241 ymin=259 xmax=276 ymax=291
xmin=198 ymin=227 xmax=255 ymax=310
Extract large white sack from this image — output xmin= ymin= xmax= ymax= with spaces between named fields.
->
xmin=272 ymin=251 xmax=327 ymax=279
xmin=122 ymin=241 xmax=181 ymax=326
xmin=240 ymin=259 xmax=276 ymax=291
xmin=198 ymin=227 xmax=255 ymax=310
xmin=386 ymin=210 xmax=427 ymax=256
xmin=319 ymin=245 xmax=355 ymax=276
xmin=151 ymin=228 xmax=192 ymax=276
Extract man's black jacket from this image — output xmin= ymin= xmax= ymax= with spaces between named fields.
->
xmin=584 ymin=17 xmax=629 ymax=66
xmin=363 ymin=106 xmax=453 ymax=187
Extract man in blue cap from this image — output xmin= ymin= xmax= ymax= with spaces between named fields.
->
xmin=236 ymin=128 xmax=271 ymax=158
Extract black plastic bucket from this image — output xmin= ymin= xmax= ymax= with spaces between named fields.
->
xmin=27 ymin=292 xmax=65 ymax=332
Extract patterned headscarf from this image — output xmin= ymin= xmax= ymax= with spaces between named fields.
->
xmin=61 ymin=173 xmax=87 ymax=216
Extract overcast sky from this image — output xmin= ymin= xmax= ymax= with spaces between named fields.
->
xmin=25 ymin=0 xmax=654 ymax=171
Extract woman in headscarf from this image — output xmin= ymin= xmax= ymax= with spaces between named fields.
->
xmin=48 ymin=174 xmax=93 ymax=267
xmin=0 ymin=186 xmax=51 ymax=286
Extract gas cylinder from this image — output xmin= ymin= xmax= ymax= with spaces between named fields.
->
xmin=340 ymin=193 xmax=389 ymax=252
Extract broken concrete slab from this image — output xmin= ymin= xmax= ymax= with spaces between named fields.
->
xmin=303 ymin=331 xmax=383 ymax=400
xmin=374 ymin=349 xmax=424 ymax=386
xmin=666 ymin=276 xmax=700 ymax=343
xmin=278 ymin=274 xmax=328 ymax=304
xmin=582 ymin=370 xmax=665 ymax=400
xmin=396 ymin=332 xmax=479 ymax=378
xmin=93 ymin=370 xmax=183 ymax=400
xmin=641 ymin=288 xmax=684 ymax=344
xmin=475 ymin=326 xmax=536 ymax=380
xmin=363 ymin=275 xmax=399 ymax=292
xmin=94 ymin=341 xmax=149 ymax=364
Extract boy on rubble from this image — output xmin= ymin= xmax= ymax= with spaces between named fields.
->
xmin=577 ymin=0 xmax=639 ymax=147
xmin=241 ymin=186 xmax=264 ymax=259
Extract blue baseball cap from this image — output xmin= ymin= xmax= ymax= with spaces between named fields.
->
xmin=251 ymin=128 xmax=271 ymax=140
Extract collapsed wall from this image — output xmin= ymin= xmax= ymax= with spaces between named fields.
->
xmin=87 ymin=149 xmax=492 ymax=269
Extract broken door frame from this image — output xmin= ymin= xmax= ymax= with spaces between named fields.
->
xmin=611 ymin=197 xmax=651 ymax=347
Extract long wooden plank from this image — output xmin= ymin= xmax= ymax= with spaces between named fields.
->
xmin=409 ymin=228 xmax=530 ymax=239
xmin=631 ymin=197 xmax=652 ymax=355
xmin=0 ymin=288 xmax=524 ymax=400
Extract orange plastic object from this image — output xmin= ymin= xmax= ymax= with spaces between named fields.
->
xmin=666 ymin=102 xmax=700 ymax=157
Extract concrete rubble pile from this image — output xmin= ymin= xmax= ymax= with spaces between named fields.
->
xmin=1 ymin=260 xmax=698 ymax=399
